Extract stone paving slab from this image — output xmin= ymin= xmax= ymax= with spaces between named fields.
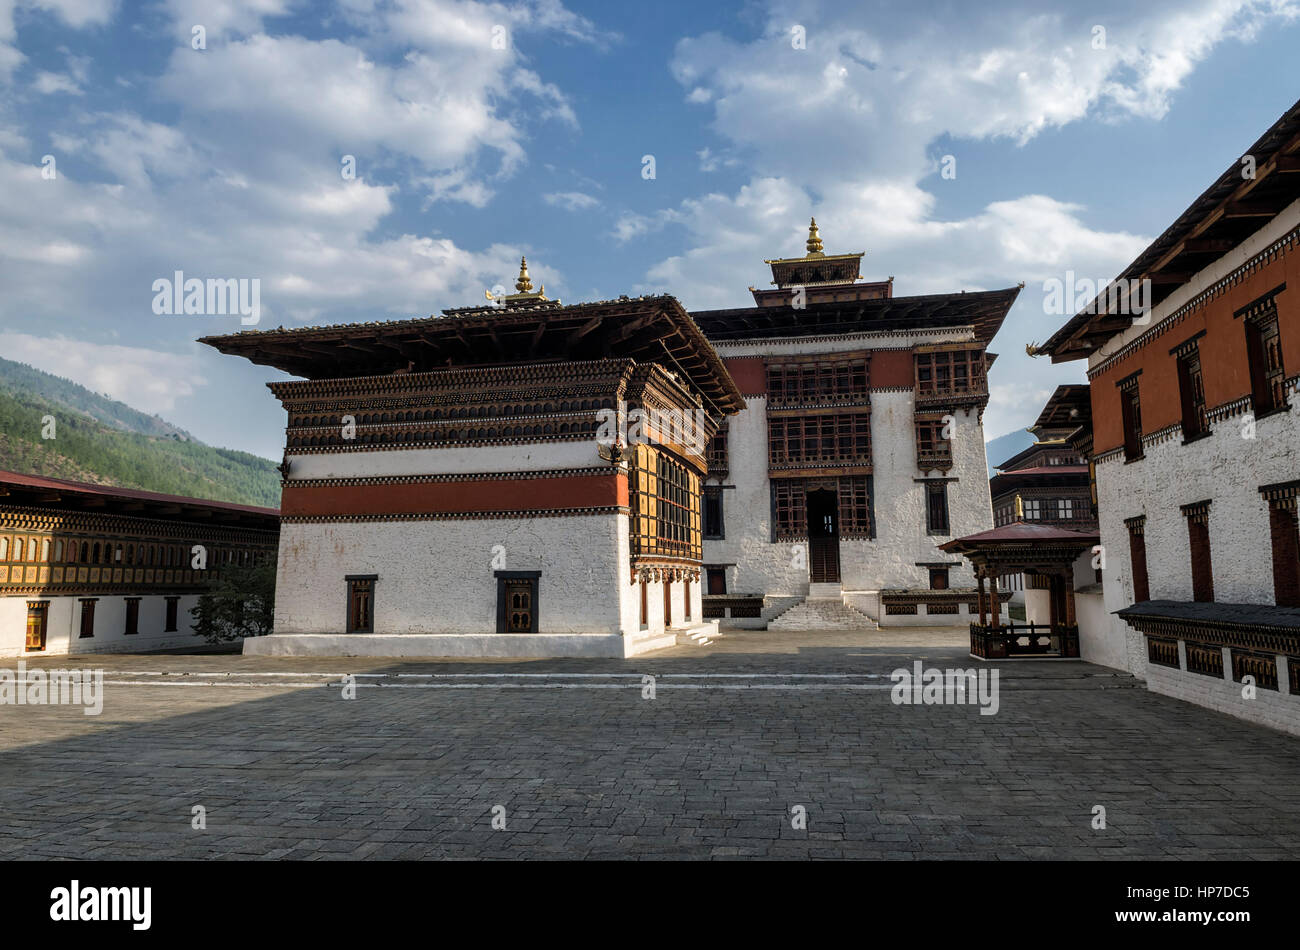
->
xmin=0 ymin=629 xmax=1296 ymax=859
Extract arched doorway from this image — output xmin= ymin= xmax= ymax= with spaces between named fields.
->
xmin=806 ymin=488 xmax=840 ymax=583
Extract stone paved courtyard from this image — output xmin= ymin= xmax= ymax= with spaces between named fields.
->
xmin=3 ymin=628 xmax=1299 ymax=860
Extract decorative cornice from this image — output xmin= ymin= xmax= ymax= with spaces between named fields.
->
xmin=1087 ymin=223 xmax=1300 ymax=380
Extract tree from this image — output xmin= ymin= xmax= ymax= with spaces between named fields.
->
xmin=191 ymin=560 xmax=276 ymax=644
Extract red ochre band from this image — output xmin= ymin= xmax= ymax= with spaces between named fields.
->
xmin=280 ymin=472 xmax=629 ymax=517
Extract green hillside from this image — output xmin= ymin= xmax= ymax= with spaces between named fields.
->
xmin=0 ymin=356 xmax=280 ymax=508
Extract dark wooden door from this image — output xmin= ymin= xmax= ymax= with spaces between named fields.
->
xmin=807 ymin=489 xmax=840 ymax=583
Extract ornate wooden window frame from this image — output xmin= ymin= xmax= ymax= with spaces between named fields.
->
xmin=495 ymin=571 xmax=540 ymax=634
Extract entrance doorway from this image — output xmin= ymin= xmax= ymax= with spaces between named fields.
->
xmin=806 ymin=489 xmax=841 ymax=583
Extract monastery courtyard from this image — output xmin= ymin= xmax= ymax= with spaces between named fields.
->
xmin=3 ymin=628 xmax=1299 ymax=860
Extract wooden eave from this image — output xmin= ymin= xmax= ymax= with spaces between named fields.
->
xmin=691 ymin=286 xmax=1022 ymax=346
xmin=1042 ymin=97 xmax=1300 ymax=363
xmin=200 ymin=295 xmax=746 ymax=416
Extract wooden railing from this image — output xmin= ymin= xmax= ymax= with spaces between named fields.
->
xmin=969 ymin=622 xmax=1079 ymax=659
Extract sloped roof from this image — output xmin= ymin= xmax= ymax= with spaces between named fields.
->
xmin=691 ymin=286 xmax=1022 ymax=345
xmin=0 ymin=469 xmax=279 ymax=526
xmin=1041 ymin=97 xmax=1300 ymax=362
xmin=201 ymin=295 xmax=746 ymax=416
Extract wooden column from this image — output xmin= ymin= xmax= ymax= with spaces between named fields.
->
xmin=976 ymin=568 xmax=987 ymax=626
xmin=989 ymin=570 xmax=1001 ymax=630
xmin=1064 ymin=568 xmax=1077 ymax=627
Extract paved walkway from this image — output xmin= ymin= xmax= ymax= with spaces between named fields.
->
xmin=2 ymin=629 xmax=1297 ymax=859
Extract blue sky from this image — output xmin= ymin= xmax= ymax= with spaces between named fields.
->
xmin=2 ymin=0 xmax=1299 ymax=460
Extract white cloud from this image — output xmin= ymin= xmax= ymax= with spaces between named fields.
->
xmin=639 ymin=0 xmax=1299 ymax=436
xmin=543 ymin=190 xmax=599 ymax=211
xmin=0 ymin=331 xmax=207 ymax=414
xmin=32 ymin=70 xmax=81 ymax=94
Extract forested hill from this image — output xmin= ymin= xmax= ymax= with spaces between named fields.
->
xmin=0 ymin=356 xmax=280 ymax=508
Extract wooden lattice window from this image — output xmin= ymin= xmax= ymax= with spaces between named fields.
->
xmin=630 ymin=445 xmax=702 ymax=560
xmin=768 ymin=412 xmax=871 ymax=468
xmin=706 ymin=424 xmax=728 ymax=474
xmin=1173 ymin=336 xmax=1209 ymax=439
xmin=771 ymin=479 xmax=808 ymax=541
xmin=346 ymin=576 xmax=376 ymax=633
xmin=915 ymin=348 xmax=986 ymax=402
xmin=1119 ymin=373 xmax=1143 ymax=461
xmin=766 ymin=357 xmax=869 ymax=407
xmin=1239 ymin=291 xmax=1287 ymax=414
xmin=915 ymin=414 xmax=952 ymax=469
xmin=496 ymin=571 xmax=539 ymax=633
xmin=837 ymin=475 xmax=872 ymax=539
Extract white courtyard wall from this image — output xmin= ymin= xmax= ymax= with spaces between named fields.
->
xmin=275 ymin=513 xmax=633 ymax=636
xmin=0 ymin=593 xmax=203 ymax=658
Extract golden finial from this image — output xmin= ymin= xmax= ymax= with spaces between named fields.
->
xmin=806 ymin=217 xmax=823 ymax=256
xmin=1014 ymin=494 xmax=1024 ymax=519
xmin=515 ymin=256 xmax=534 ymax=293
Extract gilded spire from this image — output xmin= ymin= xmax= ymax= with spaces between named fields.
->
xmin=805 ymin=217 xmax=824 ymax=256
xmin=1014 ymin=493 xmax=1024 ymax=520
xmin=515 ymin=256 xmax=534 ymax=293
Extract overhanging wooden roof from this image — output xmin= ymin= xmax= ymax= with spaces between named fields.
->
xmin=691 ymin=286 xmax=1021 ymax=345
xmin=1031 ymin=384 xmax=1091 ymax=432
xmin=0 ymin=469 xmax=279 ymax=528
xmin=200 ymin=295 xmax=746 ymax=415
xmin=1041 ymin=97 xmax=1300 ymax=363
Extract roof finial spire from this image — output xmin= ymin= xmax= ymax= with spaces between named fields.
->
xmin=806 ymin=217 xmax=823 ymax=256
xmin=515 ymin=256 xmax=534 ymax=293
xmin=1014 ymin=493 xmax=1024 ymax=520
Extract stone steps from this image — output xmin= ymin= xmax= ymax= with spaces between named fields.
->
xmin=767 ymin=597 xmax=877 ymax=632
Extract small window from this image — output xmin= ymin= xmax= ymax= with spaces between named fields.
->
xmin=1243 ymin=300 xmax=1287 ymax=414
xmin=165 ymin=596 xmax=180 ymax=633
xmin=124 ymin=598 xmax=140 ymax=635
xmin=929 ymin=568 xmax=949 ymax=590
xmin=1181 ymin=502 xmax=1214 ymax=602
xmin=1125 ymin=517 xmax=1149 ymax=604
xmin=1176 ymin=346 xmax=1208 ymax=439
xmin=346 ymin=576 xmax=376 ymax=633
xmin=1058 ymin=498 xmax=1073 ymax=521
xmin=1119 ymin=374 xmax=1143 ymax=462
xmin=925 ymin=482 xmax=950 ymax=535
xmin=703 ymin=487 xmax=724 ymax=539
xmin=25 ymin=601 xmax=48 ymax=652
xmin=1263 ymin=487 xmax=1300 ymax=608
xmin=79 ymin=599 xmax=97 ymax=639
xmin=495 ymin=571 xmax=539 ymax=633
xmin=1023 ymin=499 xmax=1042 ymax=520
xmin=706 ymin=567 xmax=727 ymax=595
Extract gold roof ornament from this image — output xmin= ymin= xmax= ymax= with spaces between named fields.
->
xmin=515 ymin=256 xmax=534 ymax=293
xmin=806 ymin=217 xmax=824 ymax=257
xmin=484 ymin=255 xmax=555 ymax=307
xmin=1014 ymin=493 xmax=1024 ymax=519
